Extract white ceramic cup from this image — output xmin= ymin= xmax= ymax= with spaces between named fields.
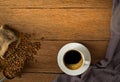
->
xmin=57 ymin=43 xmax=91 ymax=76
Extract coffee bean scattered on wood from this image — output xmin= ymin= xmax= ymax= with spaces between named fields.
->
xmin=0 ymin=32 xmax=41 ymax=79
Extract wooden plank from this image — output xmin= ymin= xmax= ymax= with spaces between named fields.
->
xmin=22 ymin=41 xmax=108 ymax=73
xmin=4 ymin=73 xmax=58 ymax=82
xmin=0 ymin=9 xmax=111 ymax=40
xmin=0 ymin=0 xmax=112 ymax=9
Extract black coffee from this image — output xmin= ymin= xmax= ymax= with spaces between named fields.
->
xmin=64 ymin=50 xmax=82 ymax=64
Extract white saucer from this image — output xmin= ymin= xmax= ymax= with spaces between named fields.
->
xmin=57 ymin=43 xmax=91 ymax=76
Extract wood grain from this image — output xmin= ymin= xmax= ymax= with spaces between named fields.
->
xmin=0 ymin=9 xmax=111 ymax=40
xmin=5 ymin=73 xmax=58 ymax=82
xmin=22 ymin=41 xmax=108 ymax=73
xmin=0 ymin=0 xmax=112 ymax=9
xmin=0 ymin=0 xmax=112 ymax=81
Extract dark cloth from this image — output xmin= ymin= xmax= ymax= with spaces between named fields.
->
xmin=52 ymin=0 xmax=120 ymax=82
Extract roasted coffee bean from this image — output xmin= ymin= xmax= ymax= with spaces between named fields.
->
xmin=0 ymin=32 xmax=41 ymax=79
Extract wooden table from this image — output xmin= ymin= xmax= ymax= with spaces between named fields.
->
xmin=0 ymin=0 xmax=112 ymax=82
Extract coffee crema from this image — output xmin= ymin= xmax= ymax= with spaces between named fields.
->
xmin=63 ymin=50 xmax=83 ymax=70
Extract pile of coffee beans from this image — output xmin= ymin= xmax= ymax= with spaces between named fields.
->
xmin=0 ymin=32 xmax=41 ymax=79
